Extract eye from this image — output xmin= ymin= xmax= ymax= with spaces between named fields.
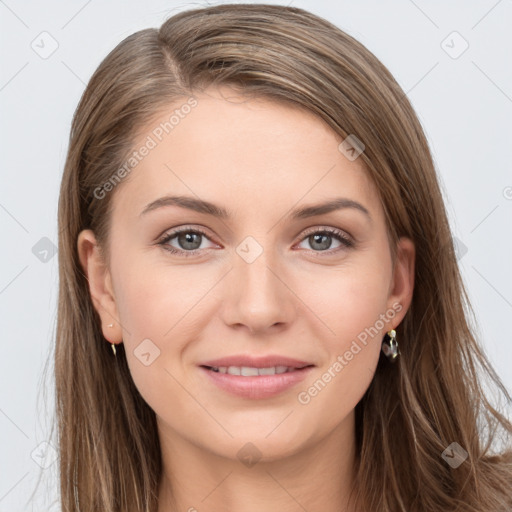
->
xmin=296 ymin=227 xmax=354 ymax=254
xmin=157 ymin=226 xmax=218 ymax=256
xmin=156 ymin=225 xmax=354 ymax=258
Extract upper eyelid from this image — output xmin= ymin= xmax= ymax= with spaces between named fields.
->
xmin=300 ymin=225 xmax=352 ymax=239
xmin=158 ymin=225 xmax=213 ymax=242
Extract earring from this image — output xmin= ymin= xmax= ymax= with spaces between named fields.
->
xmin=107 ymin=324 xmax=116 ymax=356
xmin=381 ymin=329 xmax=399 ymax=362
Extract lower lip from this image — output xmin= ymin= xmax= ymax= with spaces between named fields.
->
xmin=199 ymin=366 xmax=314 ymax=399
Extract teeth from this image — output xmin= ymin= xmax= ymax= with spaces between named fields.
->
xmin=241 ymin=366 xmax=259 ymax=376
xmin=209 ymin=365 xmax=296 ymax=376
xmin=258 ymin=367 xmax=276 ymax=375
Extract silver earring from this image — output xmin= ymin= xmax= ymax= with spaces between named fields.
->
xmin=108 ymin=323 xmax=114 ymax=328
xmin=381 ymin=329 xmax=399 ymax=362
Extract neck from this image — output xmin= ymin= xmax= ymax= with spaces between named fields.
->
xmin=157 ymin=411 xmax=360 ymax=512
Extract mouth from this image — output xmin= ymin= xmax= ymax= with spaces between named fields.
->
xmin=198 ymin=357 xmax=315 ymax=399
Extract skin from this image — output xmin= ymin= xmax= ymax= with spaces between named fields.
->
xmin=78 ymin=85 xmax=415 ymax=512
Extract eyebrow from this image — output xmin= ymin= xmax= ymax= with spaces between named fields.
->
xmin=140 ymin=195 xmax=372 ymax=222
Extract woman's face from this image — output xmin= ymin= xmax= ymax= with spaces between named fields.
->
xmin=79 ymin=85 xmax=414 ymax=462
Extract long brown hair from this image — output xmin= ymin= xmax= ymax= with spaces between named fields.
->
xmin=51 ymin=4 xmax=512 ymax=511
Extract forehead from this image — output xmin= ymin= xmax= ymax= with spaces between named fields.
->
xmin=111 ymin=85 xmax=381 ymax=222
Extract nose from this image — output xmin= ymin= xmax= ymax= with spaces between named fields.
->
xmin=221 ymin=245 xmax=296 ymax=335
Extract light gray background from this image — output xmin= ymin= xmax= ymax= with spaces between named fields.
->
xmin=1 ymin=0 xmax=511 ymax=510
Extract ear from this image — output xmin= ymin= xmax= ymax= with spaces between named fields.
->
xmin=77 ymin=229 xmax=123 ymax=344
xmin=386 ymin=236 xmax=415 ymax=329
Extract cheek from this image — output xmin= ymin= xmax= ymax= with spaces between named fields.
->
xmin=112 ymin=285 xmax=181 ymax=416
xmin=293 ymin=270 xmax=391 ymax=431
xmin=332 ymin=274 xmax=390 ymax=344
xmin=112 ymin=252 xmax=206 ymax=339
xmin=328 ymin=285 xmax=388 ymax=377
xmin=301 ymin=256 xmax=392 ymax=346
xmin=296 ymin=256 xmax=391 ymax=397
xmin=110 ymin=255 xmax=217 ymax=391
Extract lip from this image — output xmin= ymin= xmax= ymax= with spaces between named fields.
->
xmin=198 ymin=354 xmax=315 ymax=400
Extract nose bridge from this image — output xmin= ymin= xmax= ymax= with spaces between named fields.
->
xmin=225 ymin=234 xmax=293 ymax=332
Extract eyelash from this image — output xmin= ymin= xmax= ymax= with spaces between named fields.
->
xmin=156 ymin=225 xmax=354 ymax=258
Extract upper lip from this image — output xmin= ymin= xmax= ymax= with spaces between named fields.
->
xmin=200 ymin=355 xmax=314 ymax=369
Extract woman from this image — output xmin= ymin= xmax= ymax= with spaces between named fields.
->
xmin=54 ymin=3 xmax=512 ymax=511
